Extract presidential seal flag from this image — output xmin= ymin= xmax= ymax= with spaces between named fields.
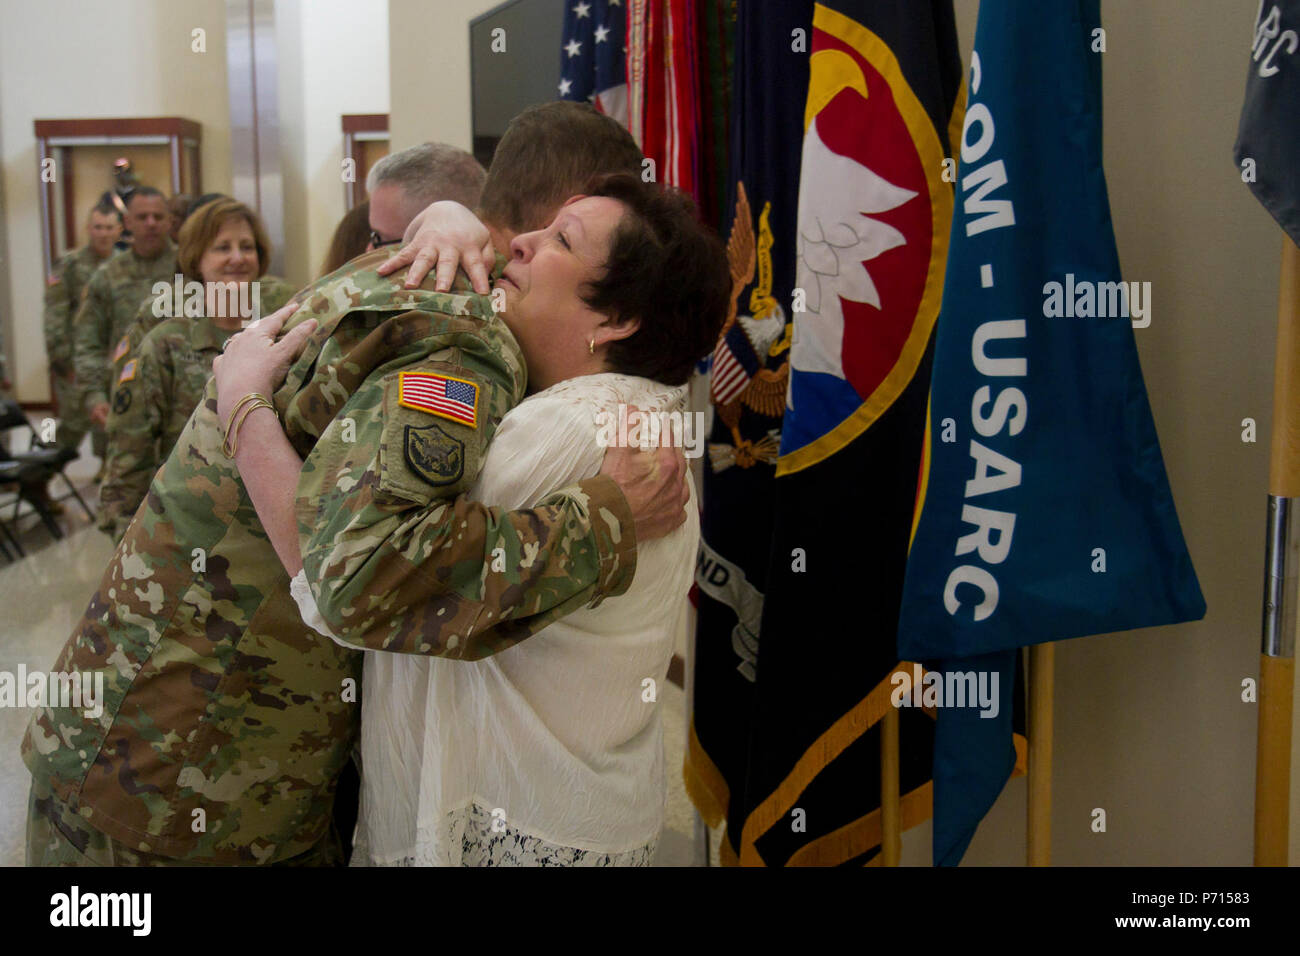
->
xmin=897 ymin=0 xmax=1205 ymax=865
xmin=729 ymin=0 xmax=964 ymax=866
xmin=1234 ymin=0 xmax=1300 ymax=245
xmin=685 ymin=0 xmax=808 ymax=865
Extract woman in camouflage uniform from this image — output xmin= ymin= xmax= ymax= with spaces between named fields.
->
xmin=98 ymin=199 xmax=297 ymax=540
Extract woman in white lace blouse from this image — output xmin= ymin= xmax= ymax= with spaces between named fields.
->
xmin=216 ymin=173 xmax=729 ymax=865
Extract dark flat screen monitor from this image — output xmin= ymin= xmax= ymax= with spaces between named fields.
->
xmin=470 ymin=0 xmax=567 ymax=169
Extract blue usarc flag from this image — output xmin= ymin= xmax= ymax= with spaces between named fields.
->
xmin=897 ymin=0 xmax=1206 ymax=865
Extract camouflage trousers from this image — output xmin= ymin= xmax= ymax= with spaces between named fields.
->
xmin=50 ymin=373 xmax=104 ymax=456
xmin=25 ymin=775 xmax=344 ymax=867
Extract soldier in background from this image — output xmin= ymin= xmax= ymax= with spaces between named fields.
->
xmin=71 ymin=186 xmax=176 ymax=476
xmin=101 ymin=193 xmax=235 ymax=393
xmin=98 ymin=198 xmax=297 ymax=540
xmin=42 ymin=199 xmax=123 ymax=471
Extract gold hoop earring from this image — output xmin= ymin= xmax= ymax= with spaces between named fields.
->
xmin=588 ymin=339 xmax=595 ymax=355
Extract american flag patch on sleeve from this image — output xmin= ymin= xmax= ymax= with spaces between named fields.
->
xmin=398 ymin=371 xmax=479 ymax=427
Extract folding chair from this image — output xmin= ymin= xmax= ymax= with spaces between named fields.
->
xmin=0 ymin=398 xmax=95 ymax=522
xmin=0 ymin=456 xmax=62 ymax=544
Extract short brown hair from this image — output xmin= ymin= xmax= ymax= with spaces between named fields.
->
xmin=177 ymin=198 xmax=271 ymax=282
xmin=583 ymin=173 xmax=729 ymax=387
xmin=479 ymin=102 xmax=644 ymax=234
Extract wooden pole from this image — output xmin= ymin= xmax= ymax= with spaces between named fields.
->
xmin=881 ymin=704 xmax=901 ymax=865
xmin=1027 ymin=642 xmax=1054 ymax=866
xmin=1255 ymin=235 xmax=1300 ymax=866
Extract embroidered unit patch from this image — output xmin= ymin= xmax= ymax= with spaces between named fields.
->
xmin=404 ymin=423 xmax=465 ymax=486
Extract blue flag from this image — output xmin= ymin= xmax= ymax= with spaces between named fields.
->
xmin=897 ymin=0 xmax=1206 ymax=865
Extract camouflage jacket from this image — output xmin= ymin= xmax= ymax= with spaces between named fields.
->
xmin=72 ymin=242 xmax=178 ymax=415
xmin=22 ymin=249 xmax=637 ymax=864
xmin=98 ymin=278 xmax=300 ymax=541
xmin=43 ymin=245 xmax=111 ymax=375
xmin=106 ymin=275 xmax=299 ymax=388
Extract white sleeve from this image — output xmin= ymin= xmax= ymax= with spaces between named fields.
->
xmin=469 ymin=393 xmax=608 ymax=510
xmin=290 ymin=568 xmax=356 ymax=649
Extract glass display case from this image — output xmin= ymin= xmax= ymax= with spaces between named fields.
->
xmin=33 ymin=117 xmax=201 ymax=278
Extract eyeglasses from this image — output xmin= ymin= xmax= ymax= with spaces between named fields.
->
xmin=368 ymin=230 xmax=402 ymax=249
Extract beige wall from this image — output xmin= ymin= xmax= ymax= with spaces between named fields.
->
xmin=388 ymin=0 xmax=500 ymax=152
xmin=0 ymin=0 xmax=232 ymax=404
xmin=275 ymin=0 xmax=389 ymax=286
xmin=894 ymin=0 xmax=1297 ymax=866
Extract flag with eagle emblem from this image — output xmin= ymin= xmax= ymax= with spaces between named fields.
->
xmin=728 ymin=0 xmax=965 ymax=867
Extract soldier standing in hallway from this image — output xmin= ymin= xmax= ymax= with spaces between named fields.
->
xmin=42 ymin=199 xmax=123 ymax=470
xmin=71 ymin=186 xmax=177 ymax=479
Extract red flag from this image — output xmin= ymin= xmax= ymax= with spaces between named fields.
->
xmin=629 ymin=0 xmax=702 ymax=200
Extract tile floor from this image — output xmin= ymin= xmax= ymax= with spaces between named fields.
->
xmin=0 ymin=427 xmax=706 ymax=866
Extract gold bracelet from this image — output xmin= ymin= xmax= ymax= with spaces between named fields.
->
xmin=222 ymin=394 xmax=275 ymax=458
xmin=223 ymin=392 xmax=270 ymax=435
xmin=221 ymin=393 xmax=267 ymax=455
xmin=223 ymin=399 xmax=274 ymax=458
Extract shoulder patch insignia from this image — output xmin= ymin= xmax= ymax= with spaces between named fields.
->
xmin=112 ymin=336 xmax=130 ymax=363
xmin=113 ymin=386 xmax=132 ymax=414
xmin=118 ymin=358 xmax=138 ymax=384
xmin=398 ymin=371 xmax=478 ymax=428
xmin=404 ymin=423 xmax=465 ymax=487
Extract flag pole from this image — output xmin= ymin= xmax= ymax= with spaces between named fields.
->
xmin=881 ymin=705 xmax=901 ymax=865
xmin=1255 ymin=235 xmax=1300 ymax=866
xmin=1027 ymin=642 xmax=1054 ymax=865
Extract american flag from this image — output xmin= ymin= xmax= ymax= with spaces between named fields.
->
xmin=558 ymin=0 xmax=628 ymax=125
xmin=709 ymin=322 xmax=760 ymax=406
xmin=398 ymin=372 xmax=479 ymax=427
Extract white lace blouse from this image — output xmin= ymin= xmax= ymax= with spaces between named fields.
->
xmin=330 ymin=372 xmax=698 ymax=865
